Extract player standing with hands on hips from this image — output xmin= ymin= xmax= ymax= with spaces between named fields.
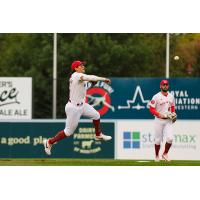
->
xmin=43 ymin=60 xmax=112 ymax=155
xmin=148 ymin=80 xmax=177 ymax=162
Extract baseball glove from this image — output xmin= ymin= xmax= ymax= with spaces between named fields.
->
xmin=167 ymin=112 xmax=177 ymax=123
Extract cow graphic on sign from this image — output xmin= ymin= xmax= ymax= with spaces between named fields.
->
xmin=86 ymin=83 xmax=115 ymax=116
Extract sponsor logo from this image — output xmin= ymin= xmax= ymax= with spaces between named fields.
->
xmin=86 ymin=81 xmax=115 ymax=116
xmin=123 ymin=131 xmax=140 ymax=149
xmin=118 ymin=86 xmax=150 ymax=110
xmin=73 ymin=127 xmax=102 ymax=154
xmin=0 ymin=81 xmax=20 ymax=107
xmin=122 ymin=130 xmax=197 ymax=150
xmin=0 ymin=79 xmax=31 ymax=118
xmin=173 ymin=134 xmax=197 ymax=149
xmin=170 ymin=90 xmax=200 ymax=111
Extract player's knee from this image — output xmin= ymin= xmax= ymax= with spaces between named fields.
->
xmin=155 ymin=138 xmax=162 ymax=145
xmin=64 ymin=128 xmax=73 ymax=136
xmin=166 ymin=137 xmax=173 ymax=144
xmin=93 ymin=112 xmax=100 ymax=120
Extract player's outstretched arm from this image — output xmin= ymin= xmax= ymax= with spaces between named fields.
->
xmin=80 ymin=74 xmax=111 ymax=84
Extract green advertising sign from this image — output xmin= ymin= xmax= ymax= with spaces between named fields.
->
xmin=0 ymin=121 xmax=115 ymax=158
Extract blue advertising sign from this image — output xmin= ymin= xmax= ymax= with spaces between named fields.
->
xmin=86 ymin=78 xmax=200 ymax=119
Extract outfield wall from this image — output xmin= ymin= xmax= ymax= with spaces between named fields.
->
xmin=0 ymin=120 xmax=115 ymax=158
xmin=88 ymin=78 xmax=200 ymax=120
xmin=0 ymin=119 xmax=200 ymax=160
xmin=116 ymin=120 xmax=200 ymax=160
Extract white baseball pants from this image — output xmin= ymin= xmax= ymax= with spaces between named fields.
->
xmin=154 ymin=118 xmax=173 ymax=145
xmin=64 ymin=102 xmax=100 ymax=136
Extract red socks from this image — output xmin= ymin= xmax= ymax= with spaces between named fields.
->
xmin=93 ymin=119 xmax=101 ymax=136
xmin=48 ymin=130 xmax=67 ymax=145
xmin=155 ymin=144 xmax=161 ymax=157
xmin=48 ymin=119 xmax=102 ymax=145
xmin=163 ymin=142 xmax=172 ymax=154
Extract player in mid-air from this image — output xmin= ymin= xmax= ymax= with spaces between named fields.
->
xmin=43 ymin=60 xmax=112 ymax=155
xmin=148 ymin=79 xmax=177 ymax=162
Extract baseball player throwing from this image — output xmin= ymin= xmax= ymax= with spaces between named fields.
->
xmin=149 ymin=79 xmax=177 ymax=162
xmin=43 ymin=60 xmax=112 ymax=155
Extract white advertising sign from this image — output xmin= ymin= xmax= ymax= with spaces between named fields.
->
xmin=0 ymin=77 xmax=32 ymax=119
xmin=116 ymin=120 xmax=200 ymax=160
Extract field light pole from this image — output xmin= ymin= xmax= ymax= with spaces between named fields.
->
xmin=53 ymin=33 xmax=57 ymax=119
xmin=166 ymin=33 xmax=170 ymax=78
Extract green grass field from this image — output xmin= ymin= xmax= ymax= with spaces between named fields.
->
xmin=0 ymin=158 xmax=200 ymax=166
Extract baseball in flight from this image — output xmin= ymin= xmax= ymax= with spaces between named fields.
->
xmin=174 ymin=55 xmax=179 ymax=60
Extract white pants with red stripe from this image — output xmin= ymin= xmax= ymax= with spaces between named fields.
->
xmin=64 ymin=102 xmax=100 ymax=136
xmin=154 ymin=118 xmax=173 ymax=145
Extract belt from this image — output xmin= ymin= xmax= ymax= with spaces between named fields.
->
xmin=69 ymin=99 xmax=83 ymax=106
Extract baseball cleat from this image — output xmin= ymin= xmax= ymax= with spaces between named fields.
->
xmin=43 ymin=139 xmax=52 ymax=155
xmin=162 ymin=154 xmax=171 ymax=162
xmin=95 ymin=133 xmax=112 ymax=141
xmin=154 ymin=156 xmax=160 ymax=162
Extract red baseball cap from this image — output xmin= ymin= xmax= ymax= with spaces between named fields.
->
xmin=71 ymin=60 xmax=86 ymax=71
xmin=160 ymin=79 xmax=169 ymax=86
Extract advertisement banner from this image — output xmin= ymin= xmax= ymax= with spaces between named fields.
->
xmin=0 ymin=77 xmax=32 ymax=119
xmin=86 ymin=78 xmax=200 ymax=119
xmin=116 ymin=120 xmax=200 ymax=160
xmin=0 ymin=120 xmax=114 ymax=158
